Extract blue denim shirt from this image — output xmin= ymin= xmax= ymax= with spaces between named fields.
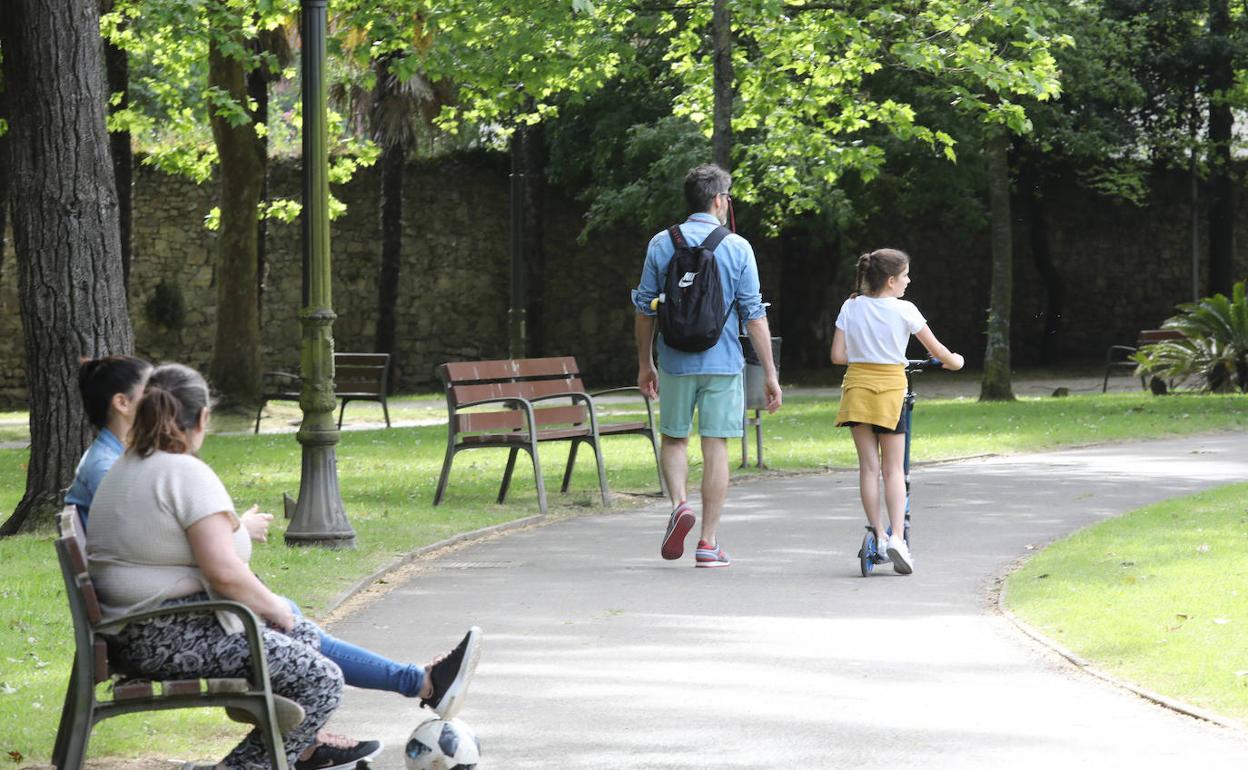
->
xmin=64 ymin=427 xmax=124 ymax=527
xmin=632 ymin=213 xmax=767 ymax=376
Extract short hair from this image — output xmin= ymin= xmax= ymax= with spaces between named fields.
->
xmin=684 ymin=164 xmax=732 ymax=213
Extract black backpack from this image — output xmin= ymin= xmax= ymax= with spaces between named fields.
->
xmin=658 ymin=224 xmax=733 ymax=352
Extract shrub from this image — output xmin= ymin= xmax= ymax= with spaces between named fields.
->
xmin=1135 ymin=281 xmax=1248 ymax=393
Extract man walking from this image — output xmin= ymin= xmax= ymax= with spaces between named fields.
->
xmin=632 ymin=164 xmax=782 ymax=567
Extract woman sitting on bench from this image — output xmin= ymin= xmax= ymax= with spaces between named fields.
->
xmin=83 ymin=362 xmax=480 ymax=770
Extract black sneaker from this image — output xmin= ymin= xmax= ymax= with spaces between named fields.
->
xmin=293 ymin=733 xmax=383 ymax=770
xmin=420 ymin=626 xmax=482 ymax=720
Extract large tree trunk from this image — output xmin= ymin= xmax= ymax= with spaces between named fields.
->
xmin=711 ymin=0 xmax=733 ymax=169
xmin=0 ymin=0 xmax=134 ymax=535
xmin=979 ymin=133 xmax=1015 ymax=401
xmin=1205 ymin=0 xmax=1235 ymax=297
xmin=1020 ymin=160 xmax=1062 ymax=365
xmin=101 ymin=0 xmax=133 ymax=293
xmin=248 ymin=64 xmax=270 ymax=319
xmin=375 ymin=139 xmax=404 ymax=361
xmin=207 ymin=22 xmax=265 ymax=408
xmin=520 ymin=121 xmax=546 ymax=357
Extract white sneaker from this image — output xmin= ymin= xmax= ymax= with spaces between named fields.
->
xmin=886 ymin=534 xmax=914 ymax=575
xmin=873 ymin=533 xmax=890 ymax=562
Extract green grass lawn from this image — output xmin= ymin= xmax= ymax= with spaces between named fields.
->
xmin=1 ymin=390 xmax=1246 ymax=763
xmin=1006 ymin=482 xmax=1248 ymax=724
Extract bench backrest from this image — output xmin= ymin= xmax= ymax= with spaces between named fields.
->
xmin=438 ymin=357 xmax=589 ymax=433
xmin=334 ymin=352 xmax=390 ymax=396
xmin=1137 ymin=329 xmax=1185 ymax=346
xmin=56 ymin=508 xmax=110 ymax=684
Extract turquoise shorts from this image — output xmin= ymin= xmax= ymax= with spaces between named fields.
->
xmin=658 ymin=371 xmax=744 ymax=439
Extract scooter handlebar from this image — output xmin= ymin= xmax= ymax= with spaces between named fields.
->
xmin=906 ymin=357 xmax=944 ymax=372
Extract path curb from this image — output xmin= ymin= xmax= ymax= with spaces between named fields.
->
xmin=996 ymin=575 xmax=1245 ymax=733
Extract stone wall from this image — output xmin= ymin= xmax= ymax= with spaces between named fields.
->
xmin=1 ymin=156 xmax=1245 ymax=407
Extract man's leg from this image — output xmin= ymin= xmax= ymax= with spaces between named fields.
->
xmin=698 ymin=435 xmax=729 ymax=544
xmin=692 ymin=373 xmax=743 ymax=566
xmin=661 ymin=434 xmax=690 ymax=506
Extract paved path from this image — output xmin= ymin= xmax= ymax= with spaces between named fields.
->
xmin=325 ymin=433 xmax=1248 ymax=768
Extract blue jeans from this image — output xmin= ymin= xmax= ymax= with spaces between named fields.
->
xmin=287 ymin=598 xmax=424 ymax=697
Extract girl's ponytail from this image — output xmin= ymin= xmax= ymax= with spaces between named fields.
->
xmin=129 ymin=363 xmax=212 ymax=457
xmin=852 ymin=252 xmax=872 ymax=298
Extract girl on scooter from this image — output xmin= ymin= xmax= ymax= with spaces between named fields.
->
xmin=830 ymin=249 xmax=963 ymax=574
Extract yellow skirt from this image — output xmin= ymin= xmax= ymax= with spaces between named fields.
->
xmin=836 ymin=363 xmax=906 ymax=430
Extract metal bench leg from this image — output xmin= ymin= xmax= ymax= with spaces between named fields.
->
xmin=58 ymin=703 xmax=92 ymax=770
xmin=256 ymin=701 xmax=289 ymax=770
xmin=433 ymin=443 xmax=456 ymax=506
xmin=527 ymin=444 xmax=548 ymax=516
xmin=254 ymin=399 xmax=266 ymax=434
xmin=337 ymin=399 xmax=349 ymax=430
xmin=51 ymin=662 xmax=79 ymax=769
xmin=381 ymin=397 xmax=391 ymax=428
xmin=561 ymin=440 xmax=581 ymax=493
xmin=647 ymin=430 xmax=667 ymax=497
xmin=499 ymin=448 xmax=520 ymax=504
xmin=589 ymin=438 xmax=610 ymax=507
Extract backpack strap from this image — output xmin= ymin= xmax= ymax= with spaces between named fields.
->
xmin=699 ymin=225 xmax=731 ymax=254
xmin=667 ymin=225 xmax=688 ymax=251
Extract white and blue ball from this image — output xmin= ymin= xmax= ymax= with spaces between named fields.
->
xmin=404 ymin=716 xmax=481 ymax=770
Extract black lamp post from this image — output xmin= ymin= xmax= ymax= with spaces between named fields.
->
xmin=285 ymin=0 xmax=356 ymax=548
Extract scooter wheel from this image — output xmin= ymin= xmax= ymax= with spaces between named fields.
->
xmin=859 ymin=530 xmax=876 ymax=577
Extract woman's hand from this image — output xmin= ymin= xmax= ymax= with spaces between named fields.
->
xmin=239 ymin=505 xmax=273 ymax=543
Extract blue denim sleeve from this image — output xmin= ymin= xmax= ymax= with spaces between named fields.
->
xmin=735 ymin=241 xmax=766 ymax=322
xmin=631 ymin=238 xmax=663 ymax=317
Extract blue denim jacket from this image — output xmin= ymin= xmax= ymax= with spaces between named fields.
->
xmin=64 ymin=427 xmax=124 ymax=527
xmin=631 ymin=213 xmax=767 ymax=376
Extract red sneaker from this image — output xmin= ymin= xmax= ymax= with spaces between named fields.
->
xmin=660 ymin=501 xmax=695 ymax=560
xmin=695 ymin=539 xmax=730 ymax=568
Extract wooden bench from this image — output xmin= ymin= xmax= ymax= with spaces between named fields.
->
xmin=52 ymin=508 xmax=290 ymax=770
xmin=1103 ymin=329 xmax=1185 ymax=392
xmin=433 ymin=356 xmax=665 ymax=515
xmin=255 ymin=352 xmax=392 ymax=432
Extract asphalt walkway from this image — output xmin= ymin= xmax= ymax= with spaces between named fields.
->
xmin=322 ymin=431 xmax=1248 ymax=768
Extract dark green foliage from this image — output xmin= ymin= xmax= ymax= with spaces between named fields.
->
xmin=1135 ymin=282 xmax=1248 ymax=392
xmin=144 ymin=279 xmax=186 ymax=330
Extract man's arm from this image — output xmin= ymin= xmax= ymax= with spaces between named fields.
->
xmin=745 ymin=316 xmax=782 ymax=413
xmin=635 ymin=314 xmax=658 ymax=399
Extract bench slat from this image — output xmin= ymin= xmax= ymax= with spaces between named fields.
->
xmin=461 ymin=426 xmax=594 ymax=444
xmin=449 ymin=377 xmax=586 ymax=407
xmin=457 ymin=405 xmax=588 ymax=434
xmin=441 ymin=356 xmax=580 ymax=384
xmin=1137 ymin=330 xmax=1184 ymax=345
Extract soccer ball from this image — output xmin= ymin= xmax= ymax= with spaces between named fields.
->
xmin=404 ymin=716 xmax=481 ymax=770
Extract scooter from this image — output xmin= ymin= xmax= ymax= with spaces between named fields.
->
xmin=858 ymin=357 xmax=943 ymax=577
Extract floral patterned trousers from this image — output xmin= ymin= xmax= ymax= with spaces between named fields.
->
xmin=110 ymin=593 xmax=344 ymax=769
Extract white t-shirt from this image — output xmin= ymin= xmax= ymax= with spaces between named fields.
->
xmin=835 ymin=296 xmax=927 ymax=364
xmin=87 ymin=450 xmax=251 ymax=630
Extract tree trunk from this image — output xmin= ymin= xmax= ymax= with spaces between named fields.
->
xmin=711 ymin=0 xmax=733 ymax=170
xmin=1020 ymin=161 xmax=1062 ymax=365
xmin=1205 ymin=0 xmax=1235 ymax=297
xmin=248 ymin=64 xmax=270 ymax=319
xmin=979 ymin=133 xmax=1015 ymax=401
xmin=375 ymin=139 xmax=404 ymax=361
xmin=521 ymin=121 xmax=546 ymax=357
xmin=102 ymin=0 xmax=133 ymax=293
xmin=207 ymin=22 xmax=265 ymax=408
xmin=0 ymin=0 xmax=134 ymax=535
